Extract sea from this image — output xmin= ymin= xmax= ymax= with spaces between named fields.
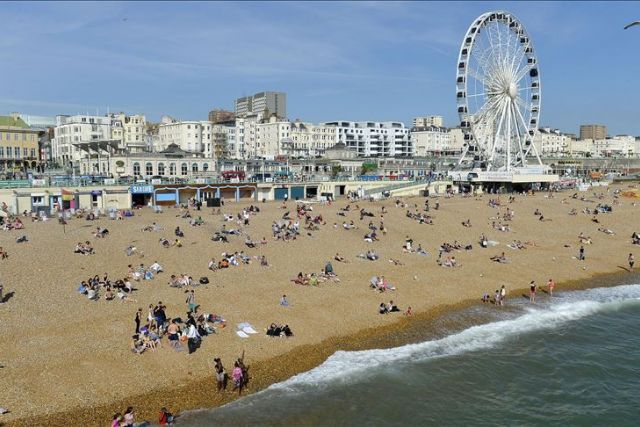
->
xmin=179 ymin=283 xmax=640 ymax=426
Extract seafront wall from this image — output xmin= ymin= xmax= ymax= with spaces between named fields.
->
xmin=0 ymin=179 xmax=445 ymax=214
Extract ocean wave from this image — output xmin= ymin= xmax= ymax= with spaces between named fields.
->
xmin=268 ymin=284 xmax=640 ymax=392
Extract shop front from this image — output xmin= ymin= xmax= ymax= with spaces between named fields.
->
xmin=130 ymin=184 xmax=154 ymax=207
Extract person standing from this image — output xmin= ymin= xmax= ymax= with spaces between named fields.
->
xmin=579 ymin=245 xmax=585 ymax=261
xmin=529 ymin=281 xmax=536 ymax=303
xmin=499 ymin=285 xmax=506 ymax=306
xmin=134 ymin=308 xmax=142 ymax=334
xmin=232 ymin=361 xmax=244 ymax=395
xmin=547 ymin=278 xmax=556 ymax=297
xmin=0 ymin=282 xmax=3 ymax=304
xmin=214 ymin=357 xmax=226 ymax=392
xmin=186 ymin=290 xmax=196 ymax=313
xmin=629 ymin=253 xmax=635 ymax=270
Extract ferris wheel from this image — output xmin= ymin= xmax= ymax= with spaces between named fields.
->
xmin=456 ymin=11 xmax=543 ymax=171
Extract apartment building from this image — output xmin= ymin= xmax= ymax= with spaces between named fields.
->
xmin=256 ymin=116 xmax=291 ymax=158
xmin=286 ymin=121 xmax=337 ymax=158
xmin=53 ymin=114 xmax=113 ymax=168
xmin=235 ymin=91 xmax=286 ymax=119
xmin=157 ymin=116 xmax=213 ymax=156
xmin=0 ymin=113 xmax=40 ymax=174
xmin=413 ymin=115 xmax=444 ymax=128
xmin=410 ymin=125 xmax=451 ymax=156
xmin=109 ymin=113 xmax=147 ymax=153
xmin=322 ymin=121 xmax=412 ymax=157
xmin=234 ymin=113 xmax=261 ymax=159
xmin=579 ymin=124 xmax=607 ymax=141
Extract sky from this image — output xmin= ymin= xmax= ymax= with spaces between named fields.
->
xmin=1 ymin=1 xmax=639 ymax=135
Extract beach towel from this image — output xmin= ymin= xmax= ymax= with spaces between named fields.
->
xmin=243 ymin=326 xmax=258 ymax=334
xmin=236 ymin=330 xmax=249 ymax=339
xmin=487 ymin=240 xmax=500 ymax=247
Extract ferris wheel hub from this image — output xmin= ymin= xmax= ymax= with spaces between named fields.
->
xmin=508 ymin=82 xmax=518 ymax=100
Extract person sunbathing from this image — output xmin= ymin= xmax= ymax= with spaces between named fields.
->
xmin=490 ymin=252 xmax=508 ymax=263
xmin=334 ymin=253 xmax=348 ymax=263
xmin=291 ymin=272 xmax=308 ymax=286
xmin=159 ymin=238 xmax=171 ymax=248
xmin=462 ymin=219 xmax=472 ymax=227
xmin=598 ymin=227 xmax=615 ymax=235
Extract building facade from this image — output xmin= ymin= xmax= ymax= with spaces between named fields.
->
xmin=413 ymin=115 xmax=444 ymax=128
xmin=256 ymin=116 xmax=291 ymax=158
xmin=0 ymin=114 xmax=41 ymax=174
xmin=410 ymin=125 xmax=451 ymax=157
xmin=53 ymin=115 xmax=113 ymax=169
xmin=285 ymin=121 xmax=337 ymax=158
xmin=208 ymin=109 xmax=235 ymax=124
xmin=157 ymin=117 xmax=213 ymax=156
xmin=322 ymin=121 xmax=412 ymax=157
xmin=580 ymin=124 xmax=607 ymax=141
xmin=234 ymin=113 xmax=261 ymax=159
xmin=533 ymin=128 xmax=572 ymax=157
xmin=235 ymin=91 xmax=286 ymax=119
xmin=109 ymin=113 xmax=147 ymax=153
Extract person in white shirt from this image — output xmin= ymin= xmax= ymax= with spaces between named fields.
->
xmin=150 ymin=261 xmax=163 ymax=273
xmin=186 ymin=323 xmax=201 ymax=354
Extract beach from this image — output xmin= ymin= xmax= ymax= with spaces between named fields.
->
xmin=1 ymin=184 xmax=638 ymax=426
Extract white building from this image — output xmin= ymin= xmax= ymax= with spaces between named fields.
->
xmin=413 ymin=116 xmax=444 ymax=128
xmin=448 ymin=127 xmax=465 ymax=153
xmin=53 ymin=115 xmax=113 ymax=168
xmin=591 ymin=135 xmax=636 ymax=157
xmin=533 ymin=128 xmax=572 ymax=157
xmin=109 ymin=113 xmax=147 ymax=153
xmin=321 ymin=121 xmax=412 ymax=157
xmin=157 ymin=117 xmax=213 ymax=156
xmin=234 ymin=113 xmax=261 ymax=159
xmin=285 ymin=121 xmax=337 ymax=158
xmin=256 ymin=116 xmax=291 ymax=158
xmin=410 ymin=125 xmax=451 ymax=156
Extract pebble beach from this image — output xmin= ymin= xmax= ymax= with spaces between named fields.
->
xmin=1 ymin=184 xmax=638 ymax=426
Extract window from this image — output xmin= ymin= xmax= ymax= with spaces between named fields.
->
xmin=133 ymin=162 xmax=141 ymax=175
xmin=23 ymin=148 xmax=28 ymax=157
xmin=158 ymin=163 xmax=165 ymax=175
xmin=32 ymin=196 xmax=44 ymax=206
xmin=14 ymin=147 xmax=20 ymax=158
xmin=181 ymin=163 xmax=188 ymax=175
xmin=192 ymin=163 xmax=198 ymax=173
xmin=203 ymin=163 xmax=209 ymax=172
xmin=30 ymin=149 xmax=36 ymax=158
xmin=0 ymin=147 xmax=4 ymax=157
xmin=14 ymin=133 xmax=18 ymax=140
xmin=169 ymin=163 xmax=176 ymax=175
xmin=145 ymin=162 xmax=153 ymax=176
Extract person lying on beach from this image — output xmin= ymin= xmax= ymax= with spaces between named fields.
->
xmin=416 ymin=245 xmax=429 ymax=256
xmin=291 ymin=272 xmax=309 ymax=286
xmin=150 ymin=261 xmax=163 ymax=274
xmin=462 ymin=219 xmax=472 ymax=227
xmin=334 ymin=253 xmax=349 ymax=263
xmin=131 ymin=335 xmax=146 ymax=355
xmin=266 ymin=323 xmax=293 ymax=337
xmin=363 ymin=231 xmax=379 ymax=242
xmin=490 ymin=252 xmax=508 ymax=263
xmin=357 ymin=250 xmax=379 ymax=261
xmin=598 ymin=227 xmax=615 ymax=235
xmin=94 ymin=226 xmax=109 ymax=238
xmin=439 ymin=256 xmax=457 ymax=267
xmin=389 ymin=258 xmax=404 ymax=266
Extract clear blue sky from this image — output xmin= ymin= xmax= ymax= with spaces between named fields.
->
xmin=2 ymin=1 xmax=639 ymax=135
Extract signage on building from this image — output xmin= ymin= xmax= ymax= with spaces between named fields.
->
xmin=104 ymin=178 xmax=116 ymax=185
xmin=151 ymin=179 xmax=161 ymax=185
xmin=31 ymin=179 xmax=46 ymax=187
xmin=130 ymin=185 xmax=154 ymax=194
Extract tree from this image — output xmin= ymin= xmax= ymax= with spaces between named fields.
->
xmin=331 ymin=165 xmax=343 ymax=178
xmin=361 ymin=162 xmax=377 ymax=175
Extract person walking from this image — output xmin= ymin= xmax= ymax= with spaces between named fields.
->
xmin=579 ymin=245 xmax=585 ymax=261
xmin=529 ymin=281 xmax=536 ymax=303
xmin=547 ymin=278 xmax=556 ymax=297
xmin=629 ymin=253 xmax=635 ymax=270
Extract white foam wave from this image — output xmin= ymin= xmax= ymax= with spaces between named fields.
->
xmin=270 ymin=284 xmax=640 ymax=391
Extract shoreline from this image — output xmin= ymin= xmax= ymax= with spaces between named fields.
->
xmin=13 ymin=269 xmax=639 ymax=427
